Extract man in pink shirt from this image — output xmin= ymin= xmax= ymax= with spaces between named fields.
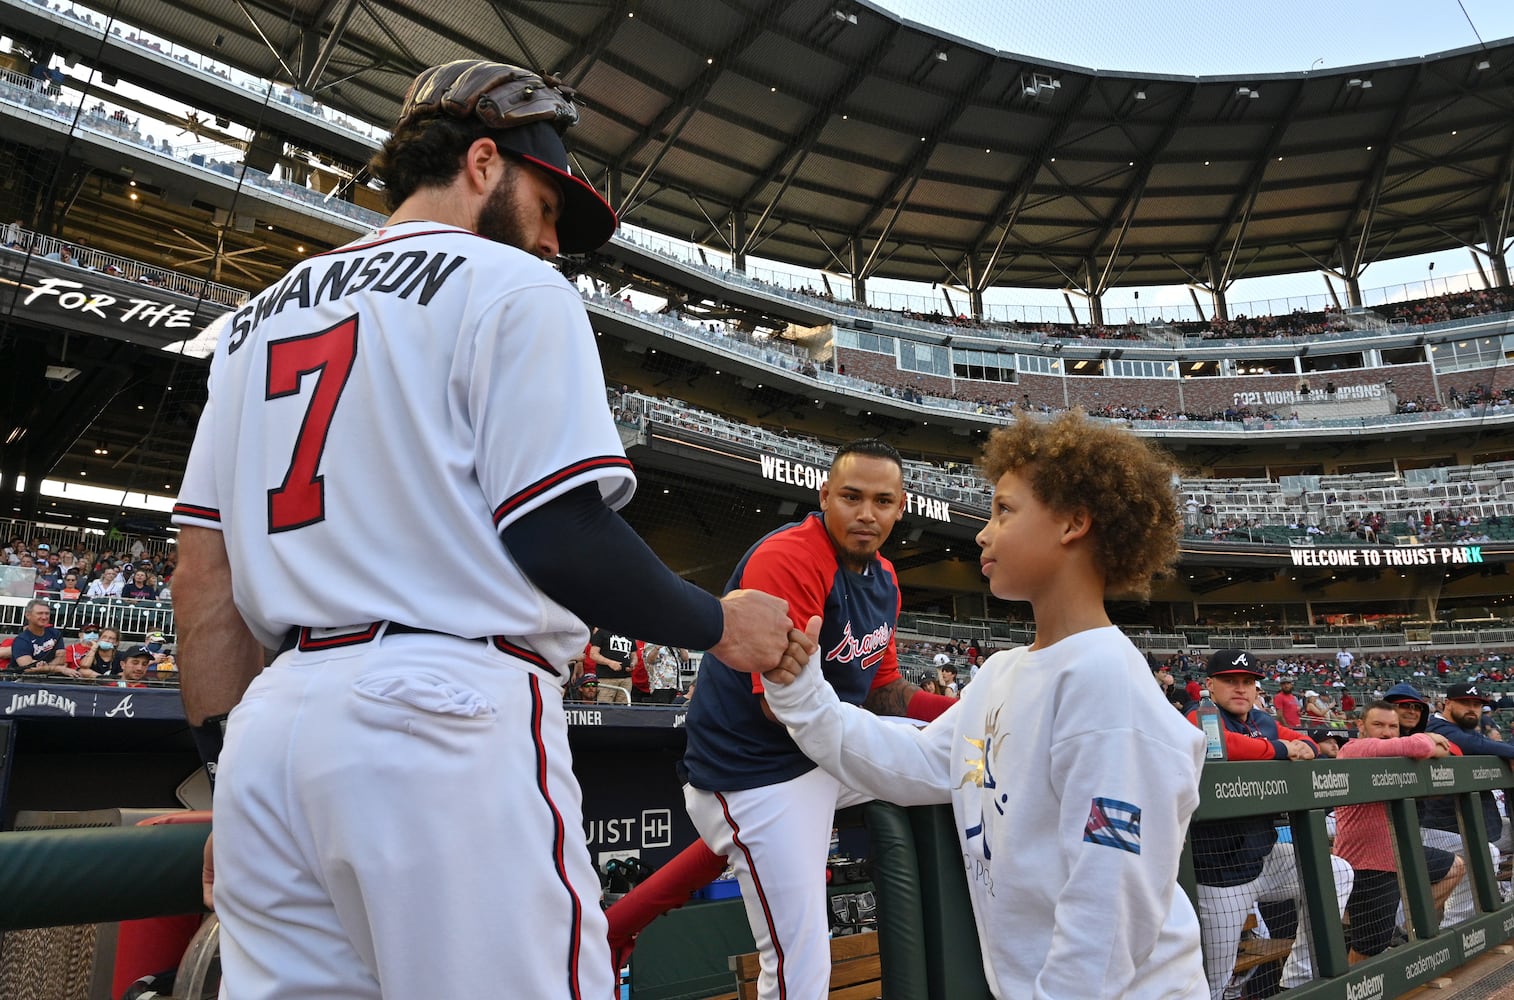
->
xmin=1333 ymin=702 xmax=1462 ymax=963
xmin=1273 ymin=677 xmax=1301 ymax=728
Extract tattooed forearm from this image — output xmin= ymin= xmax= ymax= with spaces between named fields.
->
xmin=863 ymin=677 xmax=919 ymax=717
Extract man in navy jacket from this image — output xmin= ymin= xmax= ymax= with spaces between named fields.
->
xmin=1424 ymin=682 xmax=1514 ymax=924
xmin=1186 ymin=650 xmax=1353 ymax=999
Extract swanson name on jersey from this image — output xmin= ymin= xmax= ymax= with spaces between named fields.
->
xmin=225 ymin=249 xmax=467 ymax=355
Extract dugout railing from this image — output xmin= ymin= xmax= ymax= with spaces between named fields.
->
xmin=1181 ymin=755 xmax=1514 ymax=999
xmin=1 ymin=759 xmax=1513 ymax=999
xmin=861 ymin=755 xmax=1514 ymax=1000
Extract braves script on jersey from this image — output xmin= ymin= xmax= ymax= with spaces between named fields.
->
xmin=683 ymin=512 xmax=900 ymax=792
xmin=172 ymin=221 xmax=633 ymax=668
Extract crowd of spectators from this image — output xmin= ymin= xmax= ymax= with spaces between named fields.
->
xmin=1186 ymin=507 xmax=1502 ymax=545
xmin=1188 ymin=306 xmax=1354 ymax=341
xmin=3 ymin=536 xmax=174 ymax=603
xmin=1156 ymin=647 xmax=1514 ymax=722
xmin=1389 ymin=287 xmax=1514 ymax=325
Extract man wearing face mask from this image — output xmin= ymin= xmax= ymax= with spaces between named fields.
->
xmin=66 ymin=622 xmax=104 ymax=672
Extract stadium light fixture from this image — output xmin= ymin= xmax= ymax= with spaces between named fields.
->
xmin=832 ymin=8 xmax=857 ymax=23
xmin=1021 ymin=72 xmax=1061 ymax=104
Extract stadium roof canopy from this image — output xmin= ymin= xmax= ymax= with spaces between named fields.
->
xmin=46 ymin=0 xmax=1514 ymax=299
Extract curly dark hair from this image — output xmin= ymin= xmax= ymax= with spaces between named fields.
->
xmin=369 ymin=113 xmax=499 ymax=209
xmin=979 ymin=410 xmax=1182 ymax=599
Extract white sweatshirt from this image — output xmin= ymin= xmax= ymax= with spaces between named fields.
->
xmin=763 ymin=626 xmax=1207 ymax=999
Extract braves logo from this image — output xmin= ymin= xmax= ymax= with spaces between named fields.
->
xmin=105 ymin=694 xmax=135 ymax=718
xmin=824 ymin=621 xmax=892 ymax=671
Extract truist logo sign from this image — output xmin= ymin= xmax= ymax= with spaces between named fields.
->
xmin=825 ymin=622 xmax=892 ymax=671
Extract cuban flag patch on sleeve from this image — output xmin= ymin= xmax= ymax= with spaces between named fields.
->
xmin=1083 ymin=797 xmax=1141 ymax=854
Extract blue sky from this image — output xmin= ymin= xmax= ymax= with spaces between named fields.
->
xmin=837 ymin=0 xmax=1514 ymax=320
xmin=883 ymin=0 xmax=1514 ymax=75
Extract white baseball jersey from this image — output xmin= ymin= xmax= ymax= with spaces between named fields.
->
xmin=172 ymin=220 xmax=633 ymax=670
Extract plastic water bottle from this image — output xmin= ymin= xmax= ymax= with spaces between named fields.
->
xmin=1198 ymin=692 xmax=1227 ymax=761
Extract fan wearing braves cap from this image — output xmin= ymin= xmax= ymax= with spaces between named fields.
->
xmin=170 ymin=59 xmax=798 ymax=1000
xmin=1186 ymin=649 xmax=1354 ymax=999
xmin=1421 ymin=682 xmax=1514 ymax=925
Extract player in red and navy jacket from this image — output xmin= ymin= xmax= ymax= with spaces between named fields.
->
xmin=1186 ymin=649 xmax=1355 ymax=998
xmin=682 ymin=509 xmax=904 ymax=789
xmin=605 ymin=440 xmax=953 ymax=994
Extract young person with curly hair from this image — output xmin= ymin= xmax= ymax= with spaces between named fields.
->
xmin=759 ymin=410 xmax=1208 ymax=998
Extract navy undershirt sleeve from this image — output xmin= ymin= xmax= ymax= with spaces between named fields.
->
xmin=501 ymin=484 xmax=724 ymax=650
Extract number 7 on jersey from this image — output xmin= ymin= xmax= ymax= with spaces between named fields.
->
xmin=265 ymin=315 xmax=359 ymax=533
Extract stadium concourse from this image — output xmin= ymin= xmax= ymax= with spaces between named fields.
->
xmin=7 ymin=0 xmax=1514 ymax=996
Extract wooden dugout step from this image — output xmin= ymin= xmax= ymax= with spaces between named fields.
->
xmin=711 ymin=930 xmax=883 ymax=1000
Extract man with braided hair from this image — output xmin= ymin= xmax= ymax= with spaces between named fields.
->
xmin=172 ymin=60 xmax=797 ymax=999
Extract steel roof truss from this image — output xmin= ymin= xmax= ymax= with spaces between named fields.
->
xmin=301 ymin=0 xmax=359 ymax=90
xmin=804 ymin=225 xmax=851 ymax=274
xmin=560 ymin=0 xmax=637 ymax=88
xmin=232 ymin=0 xmax=300 ymax=82
xmin=924 ymin=246 xmax=966 ymax=289
xmin=1087 ymin=84 xmax=1197 ymax=296
xmin=1210 ymin=80 xmax=1308 ymax=291
xmin=856 ymin=52 xmax=995 ymax=279
xmin=355 ymin=0 xmax=425 ymax=77
xmin=1159 ymin=253 xmax=1207 ymax=287
xmin=616 ymin=2 xmax=802 ymax=211
xmin=728 ymin=24 xmax=903 ymax=257
xmin=687 ymin=193 xmax=735 ymax=253
xmin=484 ymin=0 xmax=545 ymax=79
xmin=1340 ymin=64 xmax=1424 ymax=277
xmin=969 ymin=79 xmax=1096 ymax=293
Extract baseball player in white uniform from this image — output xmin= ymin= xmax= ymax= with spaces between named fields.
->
xmin=171 ymin=60 xmax=795 ymax=1000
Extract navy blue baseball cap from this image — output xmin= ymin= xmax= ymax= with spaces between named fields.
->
xmin=1207 ymin=648 xmax=1263 ymax=678
xmin=399 ymin=60 xmax=617 ymax=254
xmin=1447 ymin=682 xmax=1493 ymax=703
xmin=492 ymin=121 xmax=617 ymax=254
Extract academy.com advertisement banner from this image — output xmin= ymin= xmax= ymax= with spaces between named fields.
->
xmin=1195 ymin=756 xmax=1513 ymax=820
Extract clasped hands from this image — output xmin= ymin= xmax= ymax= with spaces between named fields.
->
xmin=764 ymin=615 xmax=823 ymax=687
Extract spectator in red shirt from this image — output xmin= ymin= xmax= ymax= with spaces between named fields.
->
xmin=1273 ymin=678 xmax=1302 ymax=728
xmin=1340 ymin=692 xmax=1356 ymax=715
xmin=64 ymin=622 xmax=103 ymax=671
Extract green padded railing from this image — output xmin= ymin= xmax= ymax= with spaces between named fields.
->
xmin=866 ymin=756 xmax=1514 ymax=1000
xmin=0 ymin=823 xmax=208 ymax=930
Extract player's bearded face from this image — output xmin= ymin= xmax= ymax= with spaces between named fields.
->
xmin=1447 ymin=700 xmax=1483 ymax=730
xmin=477 ymin=164 xmax=531 ymax=254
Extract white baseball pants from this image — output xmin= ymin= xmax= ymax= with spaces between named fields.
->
xmin=213 ymin=634 xmax=610 ymax=1000
xmin=686 ymin=768 xmax=869 ymax=1000
xmin=1195 ymin=843 xmax=1354 ymax=999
